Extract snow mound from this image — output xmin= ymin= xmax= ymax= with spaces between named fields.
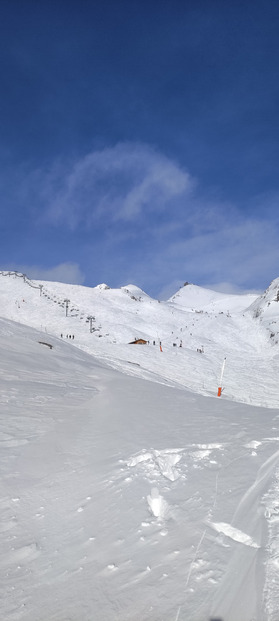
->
xmin=147 ymin=487 xmax=169 ymax=519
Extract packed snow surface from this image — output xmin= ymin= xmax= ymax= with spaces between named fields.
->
xmin=1 ymin=271 xmax=279 ymax=620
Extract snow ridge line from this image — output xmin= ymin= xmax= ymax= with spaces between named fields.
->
xmin=0 ymin=270 xmax=41 ymax=290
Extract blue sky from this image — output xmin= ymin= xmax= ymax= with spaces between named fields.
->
xmin=1 ymin=0 xmax=279 ymax=298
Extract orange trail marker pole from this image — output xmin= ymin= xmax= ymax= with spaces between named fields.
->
xmin=218 ymin=357 xmax=226 ymax=397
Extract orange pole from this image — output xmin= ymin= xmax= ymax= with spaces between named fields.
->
xmin=217 ymin=358 xmax=226 ymax=397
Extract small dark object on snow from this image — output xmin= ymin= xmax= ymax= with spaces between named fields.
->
xmin=38 ymin=341 xmax=53 ymax=349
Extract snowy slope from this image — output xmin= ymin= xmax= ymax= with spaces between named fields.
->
xmin=0 ymin=270 xmax=278 ymax=408
xmin=1 ymin=316 xmax=279 ymax=621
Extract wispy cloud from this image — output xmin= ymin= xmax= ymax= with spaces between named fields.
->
xmin=28 ymin=142 xmax=193 ymax=230
xmin=2 ymin=141 xmax=279 ymax=297
xmin=152 ymin=218 xmax=279 ymax=296
xmin=2 ymin=263 xmax=85 ymax=285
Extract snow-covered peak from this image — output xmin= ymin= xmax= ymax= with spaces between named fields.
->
xmin=120 ymin=284 xmax=151 ymax=299
xmin=95 ymin=283 xmax=111 ymax=290
xmin=169 ymin=282 xmax=257 ymax=313
xmin=245 ymin=277 xmax=279 ymax=345
xmin=247 ymin=277 xmax=279 ymax=318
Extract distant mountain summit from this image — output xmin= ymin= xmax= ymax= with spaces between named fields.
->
xmin=169 ymin=282 xmax=258 ymax=314
xmin=247 ymin=277 xmax=279 ymax=317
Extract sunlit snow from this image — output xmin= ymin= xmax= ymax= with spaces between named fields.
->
xmin=1 ymin=271 xmax=279 ymax=620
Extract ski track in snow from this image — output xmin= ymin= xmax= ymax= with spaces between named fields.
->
xmin=262 ymin=465 xmax=279 ymax=620
xmin=121 ymin=439 xmax=279 ymax=620
xmin=2 ymin=399 xmax=279 ymax=620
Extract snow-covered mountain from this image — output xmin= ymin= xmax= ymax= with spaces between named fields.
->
xmin=0 ymin=270 xmax=277 ymax=407
xmin=0 ymin=272 xmax=257 ymax=343
xmin=1 ymin=271 xmax=279 ymax=620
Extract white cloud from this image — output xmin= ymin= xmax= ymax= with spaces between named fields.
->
xmin=4 ymin=263 xmax=85 ymax=285
xmin=143 ymin=216 xmax=279 ymax=298
xmin=6 ymin=141 xmax=279 ymax=297
xmin=28 ymin=142 xmax=193 ymax=229
xmin=204 ymin=282 xmax=262 ymax=295
xmin=165 ymin=218 xmax=277 ymax=277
